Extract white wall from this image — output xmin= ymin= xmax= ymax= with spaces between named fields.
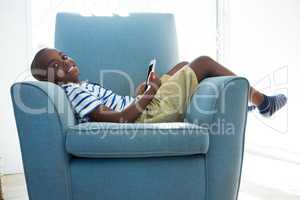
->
xmin=222 ymin=0 xmax=300 ymax=198
xmin=0 ymin=0 xmax=31 ymax=174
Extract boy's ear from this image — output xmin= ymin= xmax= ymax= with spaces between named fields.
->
xmin=45 ymin=67 xmax=57 ymax=83
xmin=31 ymin=68 xmax=47 ymax=81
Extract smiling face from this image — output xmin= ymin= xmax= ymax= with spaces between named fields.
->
xmin=31 ymin=48 xmax=80 ymax=84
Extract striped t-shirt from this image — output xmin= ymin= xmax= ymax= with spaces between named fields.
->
xmin=61 ymin=81 xmax=135 ymax=123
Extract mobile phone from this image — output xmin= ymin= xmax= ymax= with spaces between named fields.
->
xmin=145 ymin=59 xmax=156 ymax=91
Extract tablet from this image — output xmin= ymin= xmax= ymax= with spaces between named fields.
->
xmin=145 ymin=59 xmax=156 ymax=91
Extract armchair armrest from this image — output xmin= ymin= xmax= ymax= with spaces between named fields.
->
xmin=11 ymin=81 xmax=76 ymax=130
xmin=66 ymin=122 xmax=209 ymax=158
xmin=11 ymin=81 xmax=76 ymax=200
xmin=185 ymin=76 xmax=249 ymax=200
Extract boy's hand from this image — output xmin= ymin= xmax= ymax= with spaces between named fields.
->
xmin=135 ymin=81 xmax=147 ymax=96
xmin=145 ymin=72 xmax=161 ymax=95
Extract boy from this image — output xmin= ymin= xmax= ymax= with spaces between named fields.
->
xmin=31 ymin=48 xmax=287 ymax=123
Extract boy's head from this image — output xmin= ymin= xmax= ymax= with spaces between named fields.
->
xmin=31 ymin=48 xmax=80 ymax=84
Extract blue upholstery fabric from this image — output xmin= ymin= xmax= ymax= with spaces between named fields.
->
xmin=185 ymin=76 xmax=249 ymax=200
xmin=11 ymin=81 xmax=75 ymax=200
xmin=70 ymin=155 xmax=206 ymax=200
xmin=11 ymin=12 xmax=249 ymax=200
xmin=55 ymin=12 xmax=179 ymax=96
xmin=66 ymin=122 xmax=209 ymax=158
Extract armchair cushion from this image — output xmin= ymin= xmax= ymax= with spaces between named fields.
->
xmin=66 ymin=122 xmax=209 ymax=158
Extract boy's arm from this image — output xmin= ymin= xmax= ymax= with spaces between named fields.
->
xmin=88 ymin=88 xmax=154 ymax=123
xmin=89 ymin=72 xmax=161 ymax=123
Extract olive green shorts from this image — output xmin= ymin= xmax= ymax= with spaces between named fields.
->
xmin=134 ymin=65 xmax=198 ymax=123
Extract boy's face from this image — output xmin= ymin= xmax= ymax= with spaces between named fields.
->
xmin=38 ymin=48 xmax=80 ymax=84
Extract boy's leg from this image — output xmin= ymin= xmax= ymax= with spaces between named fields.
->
xmin=166 ymin=61 xmax=189 ymax=76
xmin=188 ymin=56 xmax=287 ymax=117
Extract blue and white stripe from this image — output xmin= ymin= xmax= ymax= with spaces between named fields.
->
xmin=61 ymin=81 xmax=135 ymax=122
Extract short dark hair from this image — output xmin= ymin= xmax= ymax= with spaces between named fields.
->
xmin=30 ymin=48 xmax=50 ymax=81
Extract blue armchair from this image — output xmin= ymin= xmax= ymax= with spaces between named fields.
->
xmin=11 ymin=13 xmax=249 ymax=200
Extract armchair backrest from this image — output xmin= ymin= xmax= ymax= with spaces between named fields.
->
xmin=55 ymin=12 xmax=179 ymax=96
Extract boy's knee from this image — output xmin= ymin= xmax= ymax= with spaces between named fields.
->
xmin=190 ymin=56 xmax=214 ymax=69
xmin=196 ymin=55 xmax=213 ymax=64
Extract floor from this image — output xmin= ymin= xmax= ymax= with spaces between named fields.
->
xmin=2 ymin=174 xmax=28 ymax=200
